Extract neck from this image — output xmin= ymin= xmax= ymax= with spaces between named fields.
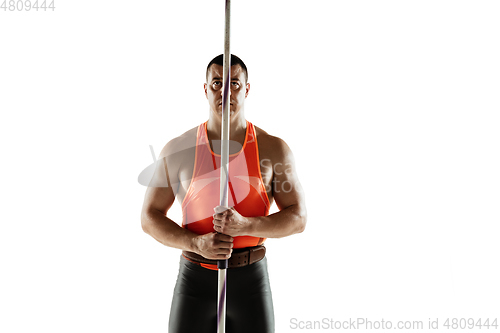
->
xmin=206 ymin=111 xmax=247 ymax=142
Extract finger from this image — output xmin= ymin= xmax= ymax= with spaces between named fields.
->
xmin=206 ymin=252 xmax=232 ymax=260
xmin=209 ymin=247 xmax=232 ymax=259
xmin=212 ymin=213 xmax=225 ymax=220
xmin=213 ymin=219 xmax=224 ymax=230
xmin=217 ymin=246 xmax=233 ymax=254
xmin=214 ymin=206 xmax=229 ymax=214
xmin=213 ymin=252 xmax=232 ymax=260
xmin=213 ymin=215 xmax=230 ymax=227
xmin=216 ymin=240 xmax=233 ymax=249
xmin=215 ymin=233 xmax=234 ymax=243
xmin=214 ymin=225 xmax=232 ymax=238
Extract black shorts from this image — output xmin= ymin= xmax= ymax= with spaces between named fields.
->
xmin=168 ymin=255 xmax=275 ymax=333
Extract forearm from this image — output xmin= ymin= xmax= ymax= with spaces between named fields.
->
xmin=141 ymin=209 xmax=198 ymax=252
xmin=246 ymin=204 xmax=307 ymax=238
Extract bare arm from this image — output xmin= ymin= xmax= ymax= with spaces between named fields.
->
xmin=213 ymin=138 xmax=307 ymax=238
xmin=141 ymin=139 xmax=233 ymax=259
xmin=141 ymin=141 xmax=197 ymax=250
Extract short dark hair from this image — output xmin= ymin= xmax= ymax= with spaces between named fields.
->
xmin=206 ymin=54 xmax=248 ymax=83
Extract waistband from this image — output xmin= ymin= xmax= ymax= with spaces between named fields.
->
xmin=182 ymin=245 xmax=266 ymax=269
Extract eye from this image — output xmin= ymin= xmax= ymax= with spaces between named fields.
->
xmin=212 ymin=81 xmax=222 ymax=90
xmin=231 ymin=82 xmax=240 ymax=89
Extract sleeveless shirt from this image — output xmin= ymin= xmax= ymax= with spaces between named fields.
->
xmin=181 ymin=121 xmax=271 ymax=260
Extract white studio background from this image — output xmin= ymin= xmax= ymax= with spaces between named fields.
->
xmin=1 ymin=1 xmax=499 ymax=332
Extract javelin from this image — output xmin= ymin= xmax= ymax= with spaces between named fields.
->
xmin=217 ymin=1 xmax=231 ymax=332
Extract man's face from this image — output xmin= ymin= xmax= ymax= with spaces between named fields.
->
xmin=204 ymin=64 xmax=250 ymax=117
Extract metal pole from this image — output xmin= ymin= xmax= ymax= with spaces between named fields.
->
xmin=217 ymin=1 xmax=231 ymax=333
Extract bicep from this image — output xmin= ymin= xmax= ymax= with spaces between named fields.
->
xmin=142 ymin=148 xmax=179 ymax=216
xmin=272 ymin=142 xmax=306 ymax=211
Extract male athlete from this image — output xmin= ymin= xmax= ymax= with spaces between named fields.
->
xmin=141 ymin=54 xmax=307 ymax=333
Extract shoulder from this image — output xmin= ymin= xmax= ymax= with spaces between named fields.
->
xmin=253 ymin=124 xmax=293 ymax=161
xmin=159 ymin=125 xmax=199 ymax=160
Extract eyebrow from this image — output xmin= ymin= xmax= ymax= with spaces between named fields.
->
xmin=211 ymin=77 xmax=241 ymax=82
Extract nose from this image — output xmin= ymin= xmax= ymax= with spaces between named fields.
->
xmin=219 ymin=84 xmax=231 ymax=97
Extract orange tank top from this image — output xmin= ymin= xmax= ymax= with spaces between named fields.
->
xmin=181 ymin=121 xmax=270 ymax=269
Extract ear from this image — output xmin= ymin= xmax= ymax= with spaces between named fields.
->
xmin=204 ymin=83 xmax=208 ymax=99
xmin=245 ymin=83 xmax=250 ymax=98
